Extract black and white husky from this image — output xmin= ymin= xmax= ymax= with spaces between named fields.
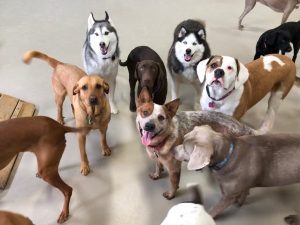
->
xmin=82 ymin=11 xmax=120 ymax=114
xmin=167 ymin=19 xmax=211 ymax=109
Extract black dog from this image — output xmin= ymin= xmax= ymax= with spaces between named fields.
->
xmin=254 ymin=21 xmax=300 ymax=62
xmin=120 ymin=46 xmax=167 ymax=112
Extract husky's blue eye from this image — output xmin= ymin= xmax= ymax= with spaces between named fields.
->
xmin=183 ymin=41 xmax=187 ymax=44
xmin=192 ymin=42 xmax=197 ymax=46
xmin=104 ymin=31 xmax=109 ymax=35
xmin=95 ymin=33 xmax=99 ymax=36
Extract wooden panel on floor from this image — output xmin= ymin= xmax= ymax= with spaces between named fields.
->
xmin=0 ymin=94 xmax=36 ymax=189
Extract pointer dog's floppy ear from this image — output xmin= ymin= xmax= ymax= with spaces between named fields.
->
xmin=234 ymin=59 xmax=249 ymax=89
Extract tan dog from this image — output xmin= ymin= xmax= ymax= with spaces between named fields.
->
xmin=0 ymin=211 xmax=34 ymax=225
xmin=197 ymin=54 xmax=296 ymax=132
xmin=0 ymin=116 xmax=88 ymax=223
xmin=175 ymin=125 xmax=300 ymax=219
xmin=23 ymin=51 xmax=111 ymax=175
xmin=136 ymin=87 xmax=257 ymax=200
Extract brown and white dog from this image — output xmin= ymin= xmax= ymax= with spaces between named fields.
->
xmin=136 ymin=87 xmax=258 ymax=199
xmin=197 ymin=54 xmax=296 ymax=132
xmin=175 ymin=125 xmax=300 ymax=219
xmin=23 ymin=50 xmax=111 ymax=176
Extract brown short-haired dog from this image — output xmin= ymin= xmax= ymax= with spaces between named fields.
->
xmin=0 ymin=116 xmax=87 ymax=223
xmin=23 ymin=51 xmax=111 ymax=176
xmin=0 ymin=211 xmax=34 ymax=225
xmin=175 ymin=125 xmax=300 ymax=219
xmin=119 ymin=46 xmax=167 ymax=112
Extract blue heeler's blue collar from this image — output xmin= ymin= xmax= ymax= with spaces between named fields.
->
xmin=210 ymin=143 xmax=234 ymax=170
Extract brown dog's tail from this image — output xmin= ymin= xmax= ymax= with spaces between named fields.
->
xmin=23 ymin=50 xmax=62 ymax=68
xmin=119 ymin=59 xmax=127 ymax=67
xmin=63 ymin=126 xmax=90 ymax=135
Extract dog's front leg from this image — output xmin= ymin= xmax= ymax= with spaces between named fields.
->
xmin=99 ymin=124 xmax=111 ymax=156
xmin=171 ymin=74 xmax=180 ymax=100
xmin=163 ymin=160 xmax=181 ymax=200
xmin=108 ymin=79 xmax=118 ymax=114
xmin=209 ymin=195 xmax=237 ymax=218
xmin=78 ymin=133 xmax=90 ymax=176
xmin=129 ymin=77 xmax=137 ymax=112
xmin=149 ymin=159 xmax=164 ymax=180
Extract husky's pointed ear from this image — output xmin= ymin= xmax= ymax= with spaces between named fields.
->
xmin=198 ymin=29 xmax=206 ymax=39
xmin=88 ymin=12 xmax=95 ymax=30
xmin=196 ymin=57 xmax=211 ymax=83
xmin=105 ymin=11 xmax=114 ymax=26
xmin=73 ymin=83 xmax=80 ymax=95
xmin=187 ymin=145 xmax=213 ymax=170
xmin=164 ymin=98 xmax=180 ymax=118
xmin=178 ymin=27 xmax=187 ymax=38
xmin=234 ymin=58 xmax=249 ymax=89
xmin=138 ymin=87 xmax=152 ymax=106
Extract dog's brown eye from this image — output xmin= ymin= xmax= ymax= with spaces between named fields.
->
xmin=211 ymin=63 xmax=217 ymax=69
xmin=158 ymin=115 xmax=165 ymax=121
xmin=82 ymin=85 xmax=88 ymax=91
xmin=227 ymin=66 xmax=232 ymax=70
xmin=96 ymin=84 xmax=101 ymax=89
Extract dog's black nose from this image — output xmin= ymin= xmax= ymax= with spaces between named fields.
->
xmin=214 ymin=69 xmax=225 ymax=79
xmin=100 ymin=42 xmax=106 ymax=48
xmin=144 ymin=122 xmax=155 ymax=132
xmin=186 ymin=48 xmax=192 ymax=55
xmin=89 ymin=96 xmax=98 ymax=105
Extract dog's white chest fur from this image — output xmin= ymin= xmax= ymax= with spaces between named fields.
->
xmin=85 ymin=57 xmax=118 ymax=80
xmin=201 ymin=85 xmax=244 ymax=116
xmin=181 ymin=67 xmax=198 ymax=82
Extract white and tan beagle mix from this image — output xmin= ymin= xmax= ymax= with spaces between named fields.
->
xmin=197 ymin=54 xmax=296 ymax=131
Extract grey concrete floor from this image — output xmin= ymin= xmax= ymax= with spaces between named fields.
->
xmin=0 ymin=0 xmax=300 ymax=224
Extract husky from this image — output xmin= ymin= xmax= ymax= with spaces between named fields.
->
xmin=167 ymin=19 xmax=211 ymax=110
xmin=83 ymin=11 xmax=120 ymax=114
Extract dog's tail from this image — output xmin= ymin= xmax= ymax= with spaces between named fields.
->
xmin=63 ymin=126 xmax=90 ymax=134
xmin=119 ymin=59 xmax=127 ymax=67
xmin=23 ymin=50 xmax=62 ymax=68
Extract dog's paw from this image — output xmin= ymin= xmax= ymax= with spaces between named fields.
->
xmin=102 ymin=147 xmax=112 ymax=156
xmin=163 ymin=191 xmax=175 ymax=200
xmin=129 ymin=103 xmax=137 ymax=112
xmin=285 ymin=215 xmax=299 ymax=225
xmin=57 ymin=210 xmax=69 ymax=224
xmin=110 ymin=103 xmax=119 ymax=114
xmin=80 ymin=164 xmax=90 ymax=176
xmin=149 ymin=172 xmax=160 ymax=180
xmin=57 ymin=117 xmax=65 ymax=125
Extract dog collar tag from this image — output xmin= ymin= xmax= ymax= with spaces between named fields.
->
xmin=208 ymin=101 xmax=216 ymax=108
xmin=87 ymin=116 xmax=93 ymax=125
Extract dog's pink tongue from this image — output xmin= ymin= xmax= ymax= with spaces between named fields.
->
xmin=184 ymin=54 xmax=192 ymax=61
xmin=141 ymin=130 xmax=152 ymax=146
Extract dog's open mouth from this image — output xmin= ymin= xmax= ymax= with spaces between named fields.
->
xmin=184 ymin=54 xmax=194 ymax=62
xmin=100 ymin=44 xmax=110 ymax=55
xmin=210 ymin=79 xmax=223 ymax=87
xmin=139 ymin=126 xmax=162 ymax=147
